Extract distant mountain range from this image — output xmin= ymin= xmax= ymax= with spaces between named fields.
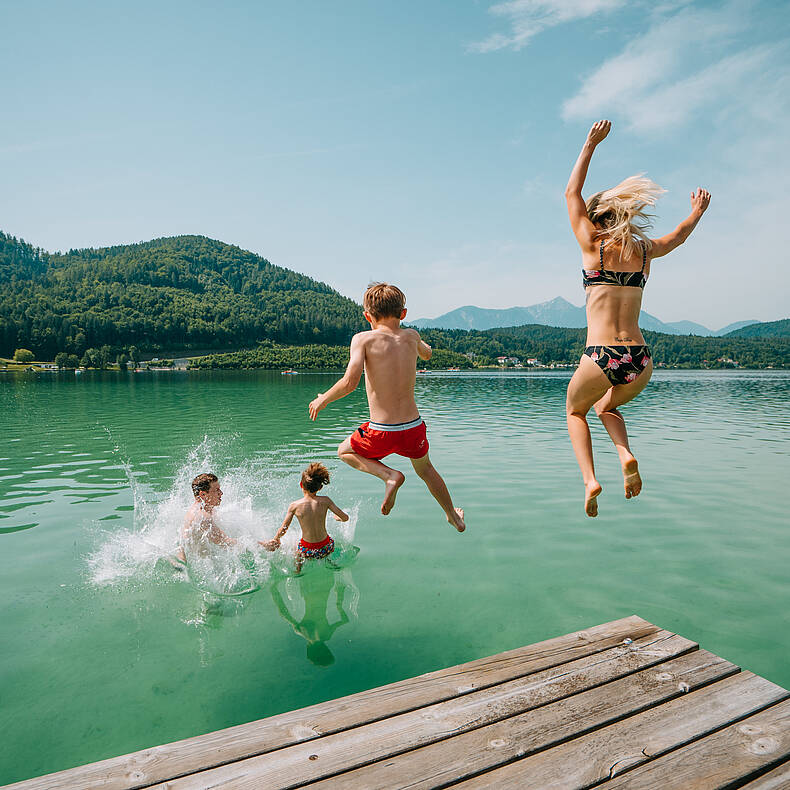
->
xmin=410 ymin=297 xmax=765 ymax=337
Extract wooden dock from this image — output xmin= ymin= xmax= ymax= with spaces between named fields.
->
xmin=5 ymin=615 xmax=790 ymax=789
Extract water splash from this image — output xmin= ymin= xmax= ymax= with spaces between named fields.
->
xmin=86 ymin=437 xmax=360 ymax=594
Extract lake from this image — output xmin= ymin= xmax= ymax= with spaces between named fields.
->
xmin=1 ymin=369 xmax=788 ymax=783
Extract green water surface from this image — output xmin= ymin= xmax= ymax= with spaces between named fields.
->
xmin=1 ymin=369 xmax=788 ymax=783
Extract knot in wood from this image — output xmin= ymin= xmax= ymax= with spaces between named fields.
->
xmin=748 ymin=737 xmax=780 ymax=755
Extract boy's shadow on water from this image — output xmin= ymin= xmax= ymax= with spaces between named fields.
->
xmin=270 ymin=562 xmax=360 ymax=666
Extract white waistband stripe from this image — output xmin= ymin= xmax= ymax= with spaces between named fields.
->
xmin=367 ymin=417 xmax=424 ymax=432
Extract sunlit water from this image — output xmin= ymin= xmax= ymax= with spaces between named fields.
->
xmin=1 ymin=369 xmax=788 ymax=783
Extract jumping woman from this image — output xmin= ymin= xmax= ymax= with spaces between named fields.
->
xmin=564 ymin=120 xmax=710 ymax=517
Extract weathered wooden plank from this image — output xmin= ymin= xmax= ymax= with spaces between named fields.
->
xmin=451 ymin=672 xmax=790 ymax=790
xmin=601 ymin=700 xmax=790 ymax=789
xmin=150 ymin=630 xmax=698 ymax=790
xmin=1 ymin=615 xmax=658 ymax=790
xmin=739 ymin=759 xmax=790 ymax=790
xmin=292 ymin=649 xmax=732 ymax=790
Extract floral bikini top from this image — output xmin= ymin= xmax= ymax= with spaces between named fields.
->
xmin=582 ymin=240 xmax=647 ymax=289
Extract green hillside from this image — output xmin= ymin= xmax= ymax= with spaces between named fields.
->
xmin=0 ymin=232 xmax=366 ymax=359
xmin=724 ymin=318 xmax=790 ymax=338
xmin=2 ymin=230 xmax=788 ymax=369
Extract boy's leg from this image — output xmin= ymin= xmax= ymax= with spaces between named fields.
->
xmin=410 ymin=453 xmax=465 ymax=532
xmin=337 ymin=437 xmax=404 ymax=515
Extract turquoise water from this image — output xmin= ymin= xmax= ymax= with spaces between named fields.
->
xmin=1 ymin=369 xmax=788 ymax=783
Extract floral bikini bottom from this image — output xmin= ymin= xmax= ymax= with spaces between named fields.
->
xmin=584 ymin=345 xmax=652 ymax=386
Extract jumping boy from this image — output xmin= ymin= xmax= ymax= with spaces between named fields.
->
xmin=176 ymin=473 xmax=236 ymax=563
xmin=260 ymin=462 xmax=348 ymax=572
xmin=308 ymin=283 xmax=465 ymax=532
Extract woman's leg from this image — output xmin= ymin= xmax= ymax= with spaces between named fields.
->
xmin=566 ymin=356 xmax=612 ymax=517
xmin=593 ymin=358 xmax=654 ymax=498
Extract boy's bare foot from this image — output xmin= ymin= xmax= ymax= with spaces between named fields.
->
xmin=623 ymin=457 xmax=642 ymax=498
xmin=585 ymin=480 xmax=602 ymax=517
xmin=382 ymin=471 xmax=405 ymax=515
xmin=448 ymin=507 xmax=465 ymax=532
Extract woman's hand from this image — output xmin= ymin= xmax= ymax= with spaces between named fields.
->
xmin=586 ymin=119 xmax=611 ymax=147
xmin=690 ymin=187 xmax=711 ymax=216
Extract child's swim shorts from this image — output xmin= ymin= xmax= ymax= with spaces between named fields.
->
xmin=349 ymin=417 xmax=429 ymax=461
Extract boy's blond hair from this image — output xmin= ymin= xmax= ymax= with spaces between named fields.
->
xmin=363 ymin=283 xmax=406 ymax=320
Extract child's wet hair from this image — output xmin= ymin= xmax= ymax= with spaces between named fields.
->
xmin=301 ymin=462 xmax=330 ymax=493
xmin=363 ymin=282 xmax=406 ymax=319
xmin=191 ymin=472 xmax=218 ymax=497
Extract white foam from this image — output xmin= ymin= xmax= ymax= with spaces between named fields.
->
xmin=86 ymin=437 xmax=359 ymax=592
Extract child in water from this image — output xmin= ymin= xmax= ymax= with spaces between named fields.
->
xmin=176 ymin=472 xmax=236 ymax=564
xmin=260 ymin=463 xmax=348 ymax=572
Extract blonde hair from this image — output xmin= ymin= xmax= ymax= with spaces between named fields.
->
xmin=586 ymin=174 xmax=665 ymax=259
xmin=363 ymin=283 xmax=405 ymax=319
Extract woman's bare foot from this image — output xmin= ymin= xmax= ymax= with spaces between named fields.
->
xmin=585 ymin=480 xmax=602 ymax=517
xmin=382 ymin=471 xmax=405 ymax=515
xmin=447 ymin=507 xmax=466 ymax=533
xmin=622 ymin=457 xmax=642 ymax=499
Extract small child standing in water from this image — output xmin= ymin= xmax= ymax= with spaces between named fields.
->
xmin=261 ymin=463 xmax=348 ymax=571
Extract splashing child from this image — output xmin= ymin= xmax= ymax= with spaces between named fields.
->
xmin=260 ymin=463 xmax=348 ymax=572
xmin=176 ymin=473 xmax=237 ymax=564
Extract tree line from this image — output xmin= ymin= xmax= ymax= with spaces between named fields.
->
xmin=3 ymin=230 xmax=788 ymax=369
xmin=1 ymin=232 xmax=365 ymax=360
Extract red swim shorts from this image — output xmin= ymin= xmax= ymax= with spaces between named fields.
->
xmin=349 ymin=417 xmax=429 ymax=461
xmin=297 ymin=535 xmax=335 ymax=559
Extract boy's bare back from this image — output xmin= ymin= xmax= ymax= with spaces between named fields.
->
xmin=289 ymin=495 xmax=336 ymax=544
xmin=355 ymin=326 xmax=428 ymax=424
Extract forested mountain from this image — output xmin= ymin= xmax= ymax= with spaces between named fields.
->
xmin=724 ymin=319 xmax=790 ymax=338
xmin=0 ymin=233 xmax=48 ymax=282
xmin=0 ymin=232 xmax=366 ymax=358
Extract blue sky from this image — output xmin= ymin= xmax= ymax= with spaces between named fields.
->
xmin=2 ymin=0 xmax=788 ymax=328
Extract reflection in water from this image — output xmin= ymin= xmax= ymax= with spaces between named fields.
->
xmin=271 ymin=566 xmax=359 ymax=666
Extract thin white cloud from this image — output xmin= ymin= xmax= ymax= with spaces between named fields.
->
xmin=470 ymin=0 xmax=626 ymax=53
xmin=561 ymin=2 xmax=769 ymax=132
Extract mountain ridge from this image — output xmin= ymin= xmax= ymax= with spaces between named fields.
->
xmin=410 ymin=298 xmax=763 ymax=337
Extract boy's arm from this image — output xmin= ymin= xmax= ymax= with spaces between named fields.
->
xmin=209 ymin=524 xmax=237 ymax=547
xmin=179 ymin=509 xmax=195 ymax=555
xmin=565 ymin=120 xmax=611 ymax=250
xmin=325 ymin=497 xmax=350 ymax=522
xmin=410 ymin=329 xmax=432 ymax=361
xmin=260 ymin=505 xmax=295 ymax=550
xmin=649 ymin=188 xmax=711 ymax=258
xmin=309 ymin=334 xmax=366 ymax=420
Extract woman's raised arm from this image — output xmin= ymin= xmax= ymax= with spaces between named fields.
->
xmin=565 ymin=120 xmax=611 ymax=250
xmin=649 ymin=188 xmax=711 ymax=258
